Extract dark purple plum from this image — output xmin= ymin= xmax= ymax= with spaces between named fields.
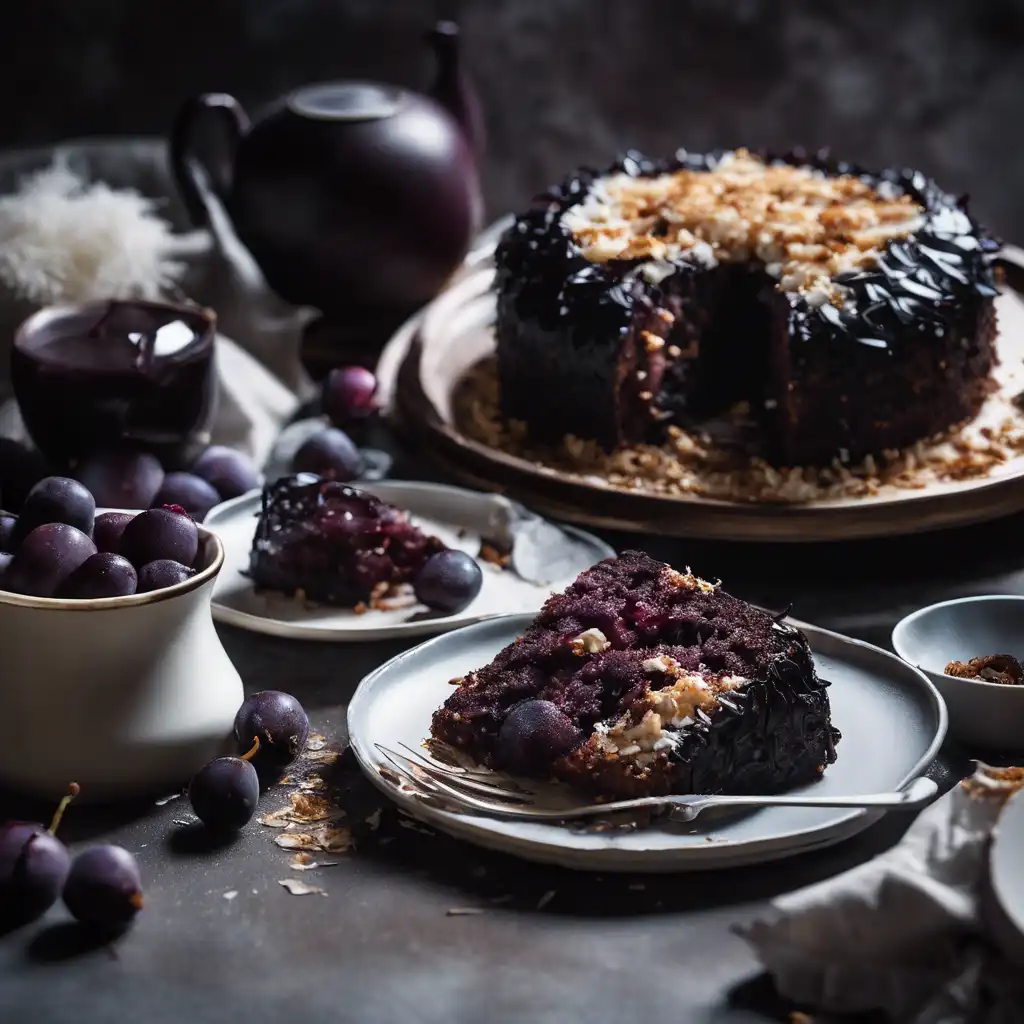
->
xmin=189 ymin=754 xmax=260 ymax=831
xmin=291 ymin=428 xmax=361 ymax=482
xmin=0 ymin=825 xmax=70 ymax=924
xmin=74 ymin=451 xmax=164 ymax=510
xmin=0 ymin=438 xmax=49 ymax=513
xmin=92 ymin=511 xmax=134 ymax=554
xmin=4 ymin=523 xmax=97 ymax=597
xmin=495 ymin=700 xmax=583 ymax=776
xmin=0 ymin=783 xmax=77 ymax=924
xmin=191 ymin=445 xmax=262 ymax=500
xmin=413 ymin=550 xmax=483 ymax=614
xmin=62 ymin=845 xmax=143 ymax=931
xmin=152 ymin=473 xmax=219 ymax=522
xmin=233 ymin=691 xmax=309 ymax=769
xmin=57 ymin=553 xmax=137 ymax=599
xmin=119 ymin=506 xmax=198 ymax=569
xmin=137 ymin=559 xmax=195 ymax=593
xmin=14 ymin=476 xmax=95 ymax=543
xmin=0 ymin=514 xmax=16 ymax=552
xmin=323 ymin=366 xmax=377 ymax=425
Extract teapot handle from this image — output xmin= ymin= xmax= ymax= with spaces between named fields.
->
xmin=170 ymin=93 xmax=251 ymax=228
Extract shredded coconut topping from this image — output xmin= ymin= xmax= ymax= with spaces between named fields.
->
xmin=560 ymin=149 xmax=923 ymax=308
xmin=665 ymin=567 xmax=718 ymax=592
xmin=569 ymin=627 xmax=612 ymax=655
xmin=591 ymin=670 xmax=749 ymax=763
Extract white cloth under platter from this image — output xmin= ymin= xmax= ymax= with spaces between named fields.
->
xmin=736 ymin=764 xmax=1024 ymax=1023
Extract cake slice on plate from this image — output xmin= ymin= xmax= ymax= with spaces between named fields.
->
xmin=248 ymin=474 xmax=447 ymax=607
xmin=431 ymin=550 xmax=839 ymax=798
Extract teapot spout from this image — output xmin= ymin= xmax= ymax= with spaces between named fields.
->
xmin=426 ymin=20 xmax=486 ymax=157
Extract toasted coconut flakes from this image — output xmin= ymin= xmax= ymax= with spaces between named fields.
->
xmin=454 ymin=358 xmax=1024 ymax=505
xmin=274 ymin=826 xmax=354 ymax=853
xmin=278 ymin=878 xmax=328 ymax=897
xmin=223 ymin=890 xmax=238 ymax=901
xmin=275 ymin=833 xmax=321 ymax=851
xmin=306 ymin=734 xmax=327 ymax=751
xmin=290 ymin=852 xmax=339 ymax=871
xmin=304 ymin=748 xmax=342 ymax=765
xmin=259 ymin=806 xmax=298 ymax=828
xmin=317 ymin=827 xmax=355 ymax=853
xmin=297 ymin=773 xmax=327 ymax=792
xmin=446 ymin=907 xmax=486 ymax=916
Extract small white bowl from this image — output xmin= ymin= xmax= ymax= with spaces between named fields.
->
xmin=0 ymin=524 xmax=243 ymax=800
xmin=892 ymin=596 xmax=1024 ymax=751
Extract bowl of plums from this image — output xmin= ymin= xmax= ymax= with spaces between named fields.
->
xmin=0 ymin=470 xmax=244 ymax=799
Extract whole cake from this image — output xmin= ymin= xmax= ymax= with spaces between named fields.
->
xmin=248 ymin=474 xmax=446 ymax=606
xmin=495 ymin=148 xmax=1000 ymax=467
xmin=431 ymin=550 xmax=839 ymax=798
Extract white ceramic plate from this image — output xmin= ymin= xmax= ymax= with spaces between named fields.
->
xmin=348 ymin=614 xmax=947 ymax=871
xmin=203 ymin=480 xmax=615 ymax=642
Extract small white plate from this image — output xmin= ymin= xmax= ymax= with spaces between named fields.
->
xmin=203 ymin=480 xmax=616 ymax=642
xmin=348 ymin=613 xmax=946 ymax=872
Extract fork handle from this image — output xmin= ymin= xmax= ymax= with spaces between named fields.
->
xmin=684 ymin=776 xmax=938 ymax=812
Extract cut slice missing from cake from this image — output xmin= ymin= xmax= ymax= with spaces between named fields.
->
xmin=430 ymin=550 xmax=839 ymax=798
xmin=248 ymin=474 xmax=447 ymax=607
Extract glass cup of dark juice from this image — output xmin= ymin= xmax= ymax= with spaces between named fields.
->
xmin=11 ymin=299 xmax=217 ymax=469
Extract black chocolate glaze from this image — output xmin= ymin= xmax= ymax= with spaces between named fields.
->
xmin=666 ymin=633 xmax=840 ymax=796
xmin=495 ymin=146 xmax=1000 ymax=357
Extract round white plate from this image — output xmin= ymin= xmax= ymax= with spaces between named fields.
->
xmin=203 ymin=481 xmax=615 ymax=642
xmin=348 ymin=614 xmax=947 ymax=871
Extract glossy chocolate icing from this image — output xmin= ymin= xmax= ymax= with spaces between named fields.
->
xmin=494 ymin=148 xmax=1001 ymax=466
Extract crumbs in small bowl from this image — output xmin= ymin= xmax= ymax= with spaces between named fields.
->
xmin=944 ymin=654 xmax=1024 ymax=685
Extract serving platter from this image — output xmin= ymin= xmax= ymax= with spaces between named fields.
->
xmin=203 ymin=479 xmax=615 ymax=642
xmin=347 ymin=612 xmax=946 ymax=872
xmin=377 ymin=237 xmax=1024 ymax=542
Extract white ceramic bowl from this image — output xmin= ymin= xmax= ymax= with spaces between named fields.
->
xmin=0 ymin=524 xmax=243 ymax=800
xmin=892 ymin=595 xmax=1024 ymax=751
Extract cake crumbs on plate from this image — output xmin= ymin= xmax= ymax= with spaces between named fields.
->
xmin=454 ymin=356 xmax=1024 ymax=505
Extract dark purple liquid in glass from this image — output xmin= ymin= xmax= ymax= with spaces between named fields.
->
xmin=11 ymin=300 xmax=216 ymax=468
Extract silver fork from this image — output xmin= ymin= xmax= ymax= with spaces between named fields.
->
xmin=375 ymin=743 xmax=939 ymax=823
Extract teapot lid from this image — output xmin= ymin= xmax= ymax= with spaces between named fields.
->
xmin=288 ymin=82 xmax=404 ymax=122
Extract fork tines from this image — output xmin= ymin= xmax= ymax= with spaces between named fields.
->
xmin=376 ymin=743 xmax=536 ymax=806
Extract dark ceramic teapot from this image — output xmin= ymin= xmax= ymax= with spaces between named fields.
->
xmin=170 ymin=22 xmax=483 ymax=319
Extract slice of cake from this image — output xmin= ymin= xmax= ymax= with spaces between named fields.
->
xmin=431 ymin=550 xmax=839 ymax=798
xmin=248 ymin=474 xmax=446 ymax=606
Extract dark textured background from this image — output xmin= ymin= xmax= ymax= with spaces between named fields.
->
xmin=2 ymin=0 xmax=1024 ymax=237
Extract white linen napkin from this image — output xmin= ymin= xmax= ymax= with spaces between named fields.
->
xmin=736 ymin=764 xmax=1024 ymax=1023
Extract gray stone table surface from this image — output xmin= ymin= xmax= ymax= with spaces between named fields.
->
xmin=2 ymin=430 xmax=1017 ymax=1024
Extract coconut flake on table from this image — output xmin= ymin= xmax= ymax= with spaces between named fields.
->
xmin=0 ymin=162 xmax=208 ymax=305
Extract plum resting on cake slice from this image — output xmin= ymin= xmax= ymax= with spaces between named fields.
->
xmin=248 ymin=474 xmax=447 ymax=607
xmin=430 ymin=550 xmax=839 ymax=798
